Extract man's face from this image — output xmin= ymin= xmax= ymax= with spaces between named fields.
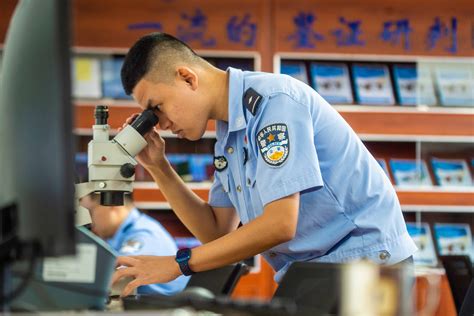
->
xmin=132 ymin=70 xmax=209 ymax=141
xmin=80 ymin=194 xmax=117 ymax=239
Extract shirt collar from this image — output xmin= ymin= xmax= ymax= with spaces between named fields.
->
xmin=225 ymin=67 xmax=248 ymax=132
xmin=107 ymin=208 xmax=140 ymax=249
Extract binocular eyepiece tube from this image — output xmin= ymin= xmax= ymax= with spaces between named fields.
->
xmin=94 ymin=105 xmax=109 ymax=125
xmin=94 ymin=105 xmax=159 ymax=135
xmin=113 ymin=109 xmax=159 ymax=157
xmin=130 ymin=109 xmax=159 ymax=136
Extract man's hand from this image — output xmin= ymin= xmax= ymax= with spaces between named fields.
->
xmin=136 ymin=128 xmax=167 ymax=169
xmin=112 ymin=255 xmax=181 ymax=297
xmin=121 ymin=114 xmax=167 ymax=170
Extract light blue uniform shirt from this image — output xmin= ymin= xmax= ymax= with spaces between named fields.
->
xmin=107 ymin=208 xmax=189 ymax=295
xmin=209 ymin=68 xmax=417 ymax=282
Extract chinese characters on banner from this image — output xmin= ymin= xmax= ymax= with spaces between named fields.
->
xmin=227 ymin=14 xmax=257 ymax=47
xmin=176 ymin=8 xmax=216 ymax=47
xmin=286 ymin=11 xmax=460 ymax=54
xmin=332 ymin=17 xmax=365 ymax=47
xmin=287 ymin=12 xmax=325 ymax=48
xmin=426 ymin=17 xmax=458 ymax=53
xmin=127 ymin=9 xmax=258 ymax=49
xmin=379 ymin=19 xmax=412 ymax=51
xmin=124 ymin=6 xmax=466 ymax=54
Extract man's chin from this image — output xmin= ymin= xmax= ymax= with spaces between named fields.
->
xmin=185 ymin=131 xmax=205 ymax=141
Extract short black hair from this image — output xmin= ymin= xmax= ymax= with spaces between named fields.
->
xmin=121 ymin=32 xmax=200 ymax=95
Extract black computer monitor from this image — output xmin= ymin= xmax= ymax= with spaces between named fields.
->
xmin=272 ymin=262 xmax=341 ymax=315
xmin=0 ymin=0 xmax=75 ymax=259
xmin=439 ymin=255 xmax=473 ymax=313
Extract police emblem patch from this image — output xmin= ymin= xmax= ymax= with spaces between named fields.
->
xmin=119 ymin=239 xmax=143 ymax=254
xmin=257 ymin=124 xmax=289 ymax=167
xmin=213 ymin=156 xmax=228 ymax=171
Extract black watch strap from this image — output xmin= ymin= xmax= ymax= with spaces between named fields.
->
xmin=175 ymin=248 xmax=195 ymax=276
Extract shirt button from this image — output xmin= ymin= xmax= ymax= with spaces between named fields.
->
xmin=227 ymin=147 xmax=234 ymax=154
xmin=247 ymin=178 xmax=252 ymax=186
xmin=269 ymin=252 xmax=277 ymax=258
xmin=236 ymin=185 xmax=242 ymax=192
xmin=379 ymin=250 xmax=390 ymax=261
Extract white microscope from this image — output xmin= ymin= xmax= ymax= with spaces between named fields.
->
xmin=10 ymin=106 xmax=159 ymax=311
xmin=75 ymin=105 xmax=158 ymax=225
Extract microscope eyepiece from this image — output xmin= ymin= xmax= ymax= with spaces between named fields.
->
xmin=130 ymin=109 xmax=159 ymax=136
xmin=94 ymin=105 xmax=109 ymax=125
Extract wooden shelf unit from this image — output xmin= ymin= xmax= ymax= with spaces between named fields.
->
xmin=132 ymin=182 xmax=474 ymax=213
xmin=273 ymin=53 xmax=473 ymax=216
xmin=335 ymin=106 xmax=474 ymax=141
xmin=75 ymin=101 xmax=473 ymax=142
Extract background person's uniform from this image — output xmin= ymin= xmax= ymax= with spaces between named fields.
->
xmin=107 ymin=208 xmax=189 ymax=294
xmin=209 ymin=67 xmax=417 ymax=282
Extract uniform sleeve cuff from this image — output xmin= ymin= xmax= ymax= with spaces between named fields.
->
xmin=260 ymin=170 xmax=323 ymax=206
xmin=209 ymin=191 xmax=234 ymax=208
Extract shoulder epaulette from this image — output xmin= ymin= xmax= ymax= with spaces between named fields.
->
xmin=243 ymin=88 xmax=263 ymax=116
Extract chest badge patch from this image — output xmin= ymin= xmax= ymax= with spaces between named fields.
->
xmin=257 ymin=123 xmax=289 ymax=167
xmin=214 ymin=156 xmax=228 ymax=171
xmin=119 ymin=239 xmax=143 ymax=254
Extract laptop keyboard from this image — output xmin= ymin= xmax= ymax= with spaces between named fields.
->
xmin=122 ymin=294 xmax=297 ymax=315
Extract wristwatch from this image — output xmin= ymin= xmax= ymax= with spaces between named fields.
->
xmin=175 ymin=248 xmax=195 ymax=276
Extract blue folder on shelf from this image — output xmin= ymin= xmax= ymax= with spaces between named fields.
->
xmin=433 ymin=223 xmax=473 ymax=258
xmin=392 ymin=64 xmax=417 ymax=105
xmin=102 ymin=57 xmax=132 ymax=99
xmin=406 ymin=222 xmax=438 ymax=266
xmin=435 ymin=66 xmax=474 ymax=107
xmin=431 ymin=158 xmax=472 ymax=187
xmin=280 ymin=60 xmax=309 ymax=85
xmin=389 ymin=159 xmax=432 ymax=186
xmin=310 ymin=62 xmax=353 ymax=104
xmin=352 ymin=63 xmax=395 ymax=105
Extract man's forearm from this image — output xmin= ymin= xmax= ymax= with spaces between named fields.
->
xmin=147 ymin=160 xmax=223 ymax=242
xmin=188 ymin=194 xmax=299 ymax=272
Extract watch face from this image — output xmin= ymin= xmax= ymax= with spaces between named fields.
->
xmin=176 ymin=248 xmax=191 ymax=262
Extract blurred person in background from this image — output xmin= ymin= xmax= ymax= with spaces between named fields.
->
xmin=81 ymin=193 xmax=189 ymax=295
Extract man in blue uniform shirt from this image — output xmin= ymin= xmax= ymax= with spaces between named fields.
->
xmin=112 ymin=33 xmax=417 ymax=296
xmin=80 ymin=193 xmax=189 ymax=295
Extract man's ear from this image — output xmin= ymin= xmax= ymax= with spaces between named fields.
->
xmin=176 ymin=66 xmax=198 ymax=90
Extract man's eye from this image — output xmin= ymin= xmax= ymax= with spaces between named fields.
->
xmin=154 ymin=105 xmax=161 ymax=112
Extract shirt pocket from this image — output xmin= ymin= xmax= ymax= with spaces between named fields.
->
xmin=245 ymin=159 xmax=263 ymax=218
xmin=244 ymin=160 xmax=257 ymax=189
xmin=216 ymin=169 xmax=230 ymax=194
xmin=216 ymin=169 xmax=239 ymax=209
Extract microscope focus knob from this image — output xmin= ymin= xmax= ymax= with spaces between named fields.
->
xmin=120 ymin=163 xmax=135 ymax=178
